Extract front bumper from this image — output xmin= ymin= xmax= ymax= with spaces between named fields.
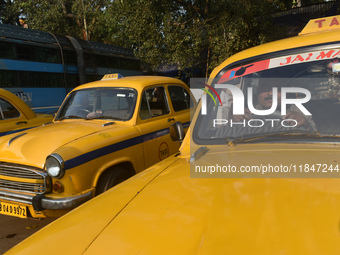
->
xmin=0 ymin=190 xmax=92 ymax=211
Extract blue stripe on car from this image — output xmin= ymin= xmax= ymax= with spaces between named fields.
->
xmin=64 ymin=121 xmax=190 ymax=170
xmin=0 ymin=127 xmax=33 ymax=137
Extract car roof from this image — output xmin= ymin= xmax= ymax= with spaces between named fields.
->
xmin=210 ymin=19 xmax=340 ymax=79
xmin=73 ymin=76 xmax=188 ymax=91
xmin=0 ymin=88 xmax=36 ymax=119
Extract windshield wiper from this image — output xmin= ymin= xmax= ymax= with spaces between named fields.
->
xmin=226 ymin=130 xmax=323 ymax=145
xmin=58 ymin=115 xmax=83 ymax=121
xmin=85 ymin=116 xmax=124 ymax=120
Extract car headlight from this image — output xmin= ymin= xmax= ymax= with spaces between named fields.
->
xmin=45 ymin=154 xmax=65 ymax=179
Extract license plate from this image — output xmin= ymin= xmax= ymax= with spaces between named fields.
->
xmin=0 ymin=202 xmax=27 ymax=218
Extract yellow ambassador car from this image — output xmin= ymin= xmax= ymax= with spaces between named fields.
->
xmin=6 ymin=16 xmax=340 ymax=254
xmin=0 ymin=88 xmax=53 ymax=137
xmin=0 ymin=74 xmax=195 ymax=219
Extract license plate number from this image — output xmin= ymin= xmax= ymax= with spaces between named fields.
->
xmin=0 ymin=202 xmax=27 ymax=218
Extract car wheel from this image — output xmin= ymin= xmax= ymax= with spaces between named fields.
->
xmin=96 ymin=167 xmax=132 ymax=195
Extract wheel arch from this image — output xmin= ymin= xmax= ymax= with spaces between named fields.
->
xmin=94 ymin=161 xmax=136 ymax=192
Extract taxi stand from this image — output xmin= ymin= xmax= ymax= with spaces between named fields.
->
xmin=4 ymin=15 xmax=340 ymax=255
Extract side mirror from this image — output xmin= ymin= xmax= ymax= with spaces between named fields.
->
xmin=169 ymin=122 xmax=185 ymax=142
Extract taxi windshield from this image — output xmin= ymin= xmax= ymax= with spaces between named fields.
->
xmin=194 ymin=48 xmax=340 ymax=144
xmin=56 ymin=88 xmax=137 ymax=121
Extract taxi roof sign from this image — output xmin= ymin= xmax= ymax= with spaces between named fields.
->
xmin=101 ymin=73 xmax=124 ymax=81
xmin=300 ymin=15 xmax=340 ymax=35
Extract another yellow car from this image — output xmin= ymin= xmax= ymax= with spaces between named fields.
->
xmin=0 ymin=75 xmax=195 ymax=218
xmin=6 ymin=16 xmax=340 ymax=254
xmin=0 ymin=88 xmax=53 ymax=137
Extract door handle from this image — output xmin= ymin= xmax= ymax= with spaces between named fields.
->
xmin=167 ymin=118 xmax=175 ymax=122
xmin=16 ymin=121 xmax=28 ymax=125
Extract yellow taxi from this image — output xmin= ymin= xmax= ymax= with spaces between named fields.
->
xmin=5 ymin=16 xmax=340 ymax=254
xmin=0 ymin=88 xmax=53 ymax=137
xmin=0 ymin=74 xmax=195 ymax=219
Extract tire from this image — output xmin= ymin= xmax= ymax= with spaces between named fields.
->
xmin=96 ymin=167 xmax=132 ymax=195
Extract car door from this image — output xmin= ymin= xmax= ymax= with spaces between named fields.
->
xmin=137 ymin=85 xmax=181 ymax=168
xmin=0 ymin=97 xmax=29 ymax=134
xmin=166 ymin=84 xmax=195 ymax=131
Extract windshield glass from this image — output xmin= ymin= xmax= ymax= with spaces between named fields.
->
xmin=194 ymin=47 xmax=340 ymax=144
xmin=56 ymin=88 xmax=137 ymax=121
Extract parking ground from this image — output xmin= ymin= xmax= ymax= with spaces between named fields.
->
xmin=0 ymin=214 xmax=55 ymax=254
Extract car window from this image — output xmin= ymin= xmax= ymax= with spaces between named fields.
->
xmin=194 ymin=47 xmax=340 ymax=144
xmin=140 ymin=86 xmax=169 ymax=119
xmin=0 ymin=98 xmax=20 ymax=120
xmin=168 ymin=85 xmax=193 ymax=111
xmin=57 ymin=88 xmax=137 ymax=121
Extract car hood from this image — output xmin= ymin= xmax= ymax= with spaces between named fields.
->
xmin=6 ymin=144 xmax=340 ymax=254
xmin=0 ymin=120 xmax=121 ymax=167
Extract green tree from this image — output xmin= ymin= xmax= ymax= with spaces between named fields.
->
xmin=106 ymin=0 xmax=292 ymax=77
xmin=10 ymin=0 xmax=108 ymax=41
xmin=2 ymin=0 xmax=321 ymax=78
xmin=0 ymin=0 xmax=19 ymax=25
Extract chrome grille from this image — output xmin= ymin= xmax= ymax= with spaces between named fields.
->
xmin=0 ymin=162 xmax=51 ymax=194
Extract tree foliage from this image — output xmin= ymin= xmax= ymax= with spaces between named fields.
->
xmin=0 ymin=0 xmax=19 ymax=25
xmin=0 ymin=0 xmax=335 ymax=77
xmin=1 ymin=0 xmax=109 ymax=40
xmin=106 ymin=0 xmax=293 ymax=76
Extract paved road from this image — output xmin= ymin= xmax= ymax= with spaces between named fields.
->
xmin=0 ymin=214 xmax=56 ymax=254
